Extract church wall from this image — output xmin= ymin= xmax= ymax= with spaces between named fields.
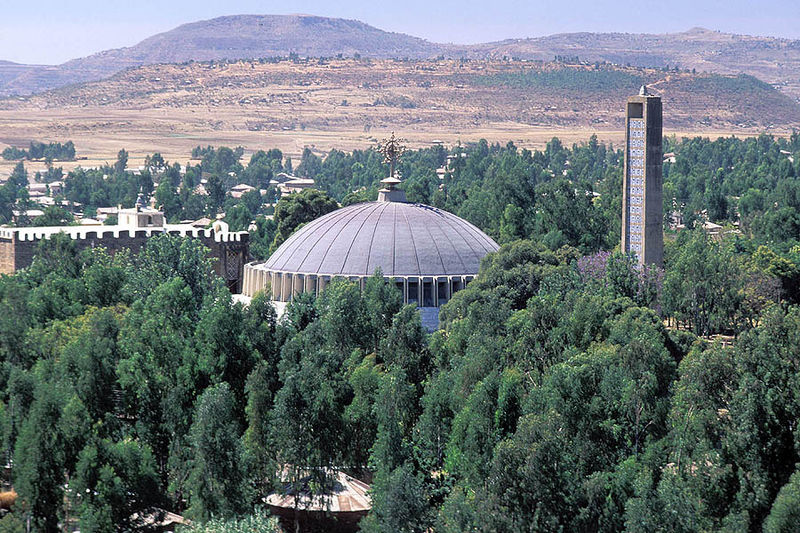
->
xmin=0 ymin=231 xmax=250 ymax=293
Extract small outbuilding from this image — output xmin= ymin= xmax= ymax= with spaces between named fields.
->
xmin=266 ymin=469 xmax=371 ymax=533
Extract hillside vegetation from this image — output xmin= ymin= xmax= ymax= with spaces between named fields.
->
xmin=2 ymin=59 xmax=797 ymax=133
xmin=465 ymin=27 xmax=800 ymax=99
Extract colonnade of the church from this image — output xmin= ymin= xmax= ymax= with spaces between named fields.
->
xmin=241 ymin=263 xmax=472 ymax=307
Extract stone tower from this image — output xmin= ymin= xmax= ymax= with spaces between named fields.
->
xmin=621 ymin=86 xmax=663 ymax=267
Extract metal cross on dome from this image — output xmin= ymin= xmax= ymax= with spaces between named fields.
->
xmin=379 ymin=132 xmax=407 ymax=178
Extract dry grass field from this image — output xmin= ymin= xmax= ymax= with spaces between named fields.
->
xmin=0 ymin=58 xmax=797 ymax=176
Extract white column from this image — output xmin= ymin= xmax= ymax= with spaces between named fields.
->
xmin=271 ymin=272 xmax=281 ymax=300
xmin=281 ymin=274 xmax=292 ymax=301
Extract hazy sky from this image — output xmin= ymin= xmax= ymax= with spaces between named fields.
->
xmin=2 ymin=0 xmax=799 ymax=65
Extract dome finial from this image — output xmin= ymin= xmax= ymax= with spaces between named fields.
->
xmin=378 ymin=132 xmax=408 ymax=202
xmin=639 ymin=85 xmax=649 ymax=96
xmin=379 ymin=132 xmax=407 ymax=179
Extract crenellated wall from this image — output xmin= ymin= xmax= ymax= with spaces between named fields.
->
xmin=0 ymin=224 xmax=250 ymax=293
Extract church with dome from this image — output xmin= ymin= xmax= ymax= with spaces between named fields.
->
xmin=240 ymin=136 xmax=499 ymax=325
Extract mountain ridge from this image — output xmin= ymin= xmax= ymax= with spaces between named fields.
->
xmin=1 ymin=15 xmax=800 ymax=100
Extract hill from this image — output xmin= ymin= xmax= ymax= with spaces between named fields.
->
xmin=1 ymin=17 xmax=800 ymax=101
xmin=0 ymin=60 xmax=42 ymax=92
xmin=0 ymin=15 xmax=444 ymax=96
xmin=113 ymin=14 xmax=443 ymax=62
xmin=11 ymin=58 xmax=796 ymax=128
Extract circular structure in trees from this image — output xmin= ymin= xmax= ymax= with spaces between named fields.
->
xmin=242 ymin=170 xmax=499 ymax=309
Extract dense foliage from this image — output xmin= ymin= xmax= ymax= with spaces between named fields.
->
xmin=2 ymin=132 xmax=800 ymax=531
xmin=180 ymin=512 xmax=279 ymax=533
xmin=474 ymin=67 xmax=644 ymax=91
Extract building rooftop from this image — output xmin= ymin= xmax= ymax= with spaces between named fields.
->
xmin=258 ymin=201 xmax=498 ymax=278
xmin=266 ymin=469 xmax=371 ymax=514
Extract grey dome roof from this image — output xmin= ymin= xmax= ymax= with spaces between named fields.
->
xmin=262 ymin=202 xmax=499 ymax=277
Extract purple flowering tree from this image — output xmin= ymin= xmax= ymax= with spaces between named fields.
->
xmin=577 ymin=250 xmax=663 ymax=310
